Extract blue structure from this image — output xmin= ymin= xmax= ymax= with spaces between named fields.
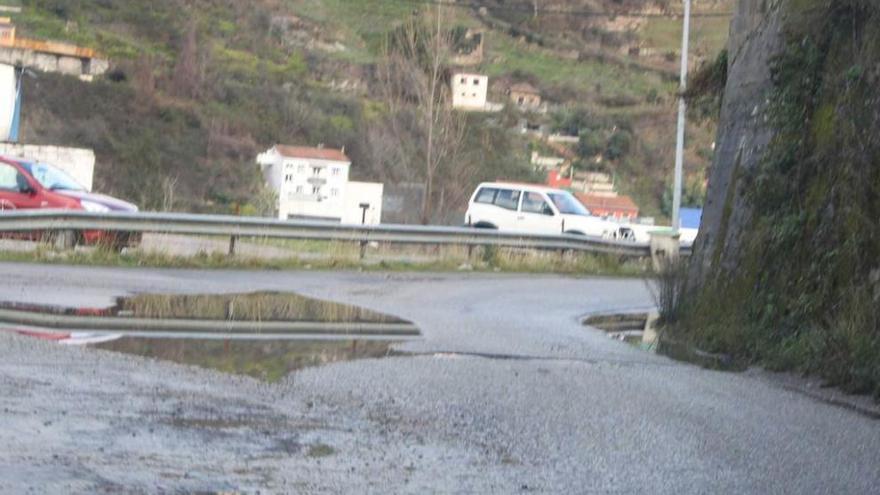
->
xmin=679 ymin=207 xmax=702 ymax=230
xmin=8 ymin=67 xmax=20 ymax=143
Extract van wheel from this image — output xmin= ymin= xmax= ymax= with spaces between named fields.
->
xmin=473 ymin=222 xmax=497 ymax=230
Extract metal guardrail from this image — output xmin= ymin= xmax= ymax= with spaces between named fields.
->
xmin=0 ymin=210 xmax=692 ymax=258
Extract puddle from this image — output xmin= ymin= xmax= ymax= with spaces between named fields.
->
xmin=95 ymin=337 xmax=400 ymax=382
xmin=1 ymin=291 xmax=418 ymax=381
xmin=115 ymin=291 xmax=406 ymax=324
xmin=584 ymin=312 xmax=745 ymax=370
xmin=0 ymin=291 xmax=419 ymax=336
xmin=583 ymin=312 xmax=657 ymax=352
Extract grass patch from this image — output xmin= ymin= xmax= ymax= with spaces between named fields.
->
xmin=640 ymin=15 xmax=731 ymax=60
xmin=483 ymin=31 xmax=672 ymax=99
xmin=0 ymin=242 xmax=649 ymax=277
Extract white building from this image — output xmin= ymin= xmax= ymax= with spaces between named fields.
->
xmin=257 ymin=144 xmax=383 ymax=225
xmin=451 ymin=72 xmax=488 ymax=111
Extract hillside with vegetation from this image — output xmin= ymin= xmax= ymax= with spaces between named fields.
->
xmin=12 ymin=0 xmax=731 ymax=220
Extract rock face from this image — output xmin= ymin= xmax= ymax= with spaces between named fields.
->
xmin=681 ymin=0 xmax=880 ymax=397
xmin=689 ymin=0 xmax=786 ymax=285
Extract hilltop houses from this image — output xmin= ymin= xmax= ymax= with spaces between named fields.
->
xmin=451 ymin=72 xmax=489 ymax=110
xmin=509 ymin=82 xmax=542 ymax=111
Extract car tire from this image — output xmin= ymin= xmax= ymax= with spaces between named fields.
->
xmin=101 ymin=232 xmax=139 ymax=253
xmin=48 ymin=230 xmax=78 ymax=250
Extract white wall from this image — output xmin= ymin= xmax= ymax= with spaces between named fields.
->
xmin=0 ymin=143 xmax=95 ymax=190
xmin=342 ymin=181 xmax=383 ymax=225
xmin=0 ymin=63 xmax=14 ymax=142
xmin=451 ymin=73 xmax=488 ymax=110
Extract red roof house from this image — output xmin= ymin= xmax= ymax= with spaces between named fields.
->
xmin=546 ymin=170 xmax=572 ymax=188
xmin=273 ymin=145 xmax=350 ymax=162
xmin=575 ymin=193 xmax=640 ymax=220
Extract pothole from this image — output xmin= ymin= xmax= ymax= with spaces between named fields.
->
xmin=96 ymin=337 xmax=401 ymax=382
xmin=583 ymin=312 xmax=657 ymax=351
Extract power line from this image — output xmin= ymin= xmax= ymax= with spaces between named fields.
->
xmin=387 ymin=0 xmax=733 ymax=19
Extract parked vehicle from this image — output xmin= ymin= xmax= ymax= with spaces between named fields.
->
xmin=465 ymin=182 xmax=624 ymax=238
xmin=0 ymin=156 xmax=140 ymax=249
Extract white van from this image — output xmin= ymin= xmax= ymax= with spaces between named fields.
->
xmin=464 ymin=182 xmax=622 ymax=238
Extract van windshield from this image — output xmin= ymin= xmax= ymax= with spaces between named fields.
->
xmin=21 ymin=162 xmax=86 ymax=192
xmin=548 ymin=192 xmax=590 ymax=216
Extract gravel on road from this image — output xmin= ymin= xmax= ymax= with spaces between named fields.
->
xmin=0 ymin=262 xmax=878 ymax=494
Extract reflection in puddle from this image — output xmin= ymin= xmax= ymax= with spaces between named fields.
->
xmin=95 ymin=338 xmax=400 ymax=382
xmin=0 ymin=291 xmax=418 ymax=381
xmin=117 ymin=291 xmax=407 ymax=324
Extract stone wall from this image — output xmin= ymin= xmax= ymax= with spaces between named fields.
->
xmin=688 ymin=0 xmax=786 ymax=285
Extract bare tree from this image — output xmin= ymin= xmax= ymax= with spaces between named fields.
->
xmin=160 ymin=176 xmax=179 ymax=212
xmin=376 ymin=6 xmax=467 ymax=224
xmin=132 ymin=54 xmax=157 ymax=102
xmin=171 ymin=21 xmax=204 ymax=99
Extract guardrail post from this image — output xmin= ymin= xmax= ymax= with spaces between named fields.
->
xmin=649 ymin=230 xmax=680 ymax=271
xmin=228 ymin=235 xmax=237 ymax=256
xmin=559 ymin=248 xmax=572 ymax=263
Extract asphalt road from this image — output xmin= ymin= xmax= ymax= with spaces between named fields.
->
xmin=0 ymin=262 xmax=878 ymax=494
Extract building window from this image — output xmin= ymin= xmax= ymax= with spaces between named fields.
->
xmin=295 ymin=185 xmax=303 ymax=194
xmin=296 ymin=164 xmax=304 ymax=173
xmin=312 ymin=167 xmax=321 ymax=176
xmin=284 ymin=174 xmax=293 ymax=182
xmin=332 ymin=167 xmax=340 ymax=176
xmin=460 ymin=77 xmax=466 ymax=84
xmin=312 ymin=186 xmax=320 ymax=195
xmin=473 ymin=78 xmax=480 ymax=86
xmin=331 ymin=188 xmax=339 ymax=197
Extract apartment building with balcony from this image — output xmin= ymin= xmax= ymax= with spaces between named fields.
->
xmin=257 ymin=144 xmax=383 ymax=225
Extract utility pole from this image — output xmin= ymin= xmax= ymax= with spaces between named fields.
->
xmin=672 ymin=0 xmax=691 ymax=233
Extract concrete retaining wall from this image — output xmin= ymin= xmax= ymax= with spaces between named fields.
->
xmin=0 ymin=46 xmax=109 ymax=79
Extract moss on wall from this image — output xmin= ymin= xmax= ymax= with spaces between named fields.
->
xmin=673 ymin=0 xmax=880 ymax=398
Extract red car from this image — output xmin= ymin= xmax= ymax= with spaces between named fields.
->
xmin=0 ymin=156 xmax=140 ymax=249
